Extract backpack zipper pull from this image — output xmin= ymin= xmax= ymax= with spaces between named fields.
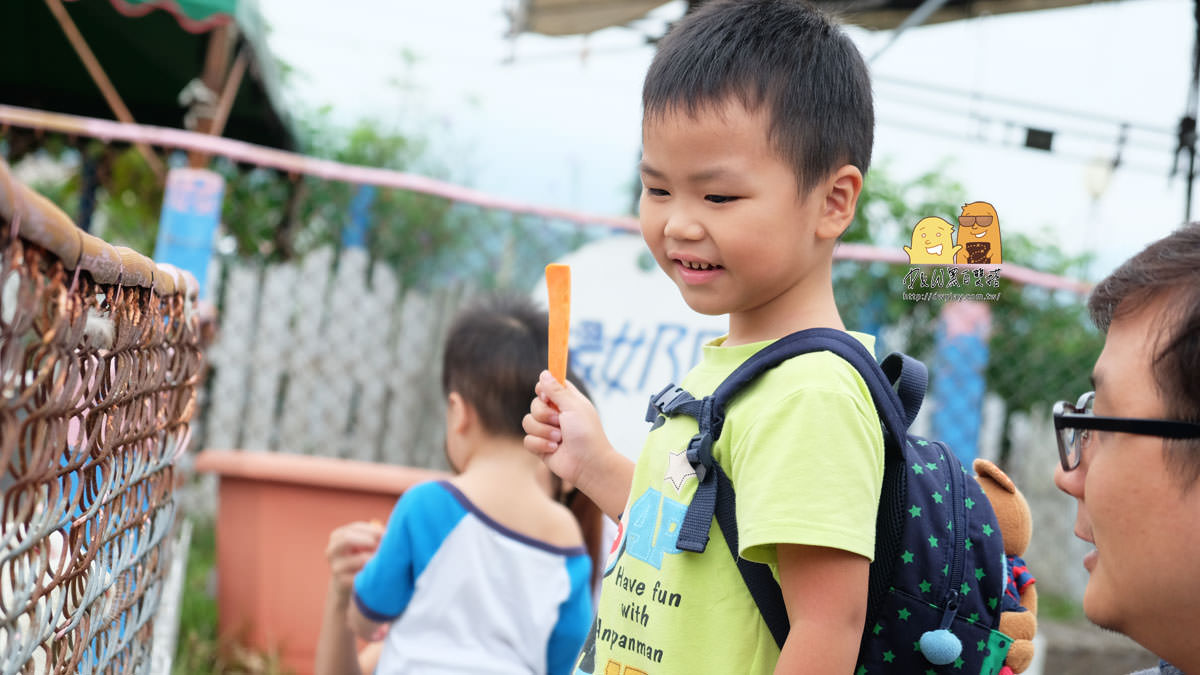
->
xmin=919 ymin=590 xmax=963 ymax=665
xmin=938 ymin=589 xmax=961 ymax=630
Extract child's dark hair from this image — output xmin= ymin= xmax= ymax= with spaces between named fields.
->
xmin=442 ymin=293 xmax=590 ymax=438
xmin=643 ymin=0 xmax=874 ymax=193
xmin=442 ymin=293 xmax=605 ymax=582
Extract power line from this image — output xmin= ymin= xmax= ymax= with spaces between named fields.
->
xmin=872 ymin=76 xmax=1177 ymax=176
xmin=876 ymin=116 xmax=1171 ymax=177
xmin=876 ymin=89 xmax=1175 ymax=154
xmin=873 ymin=75 xmax=1176 ymax=138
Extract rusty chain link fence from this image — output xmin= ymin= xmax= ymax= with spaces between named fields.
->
xmin=0 ymin=160 xmax=207 ymax=674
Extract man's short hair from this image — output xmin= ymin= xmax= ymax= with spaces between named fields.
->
xmin=442 ymin=294 xmax=587 ymax=440
xmin=642 ymin=0 xmax=874 ymax=193
xmin=1088 ymin=222 xmax=1200 ymax=483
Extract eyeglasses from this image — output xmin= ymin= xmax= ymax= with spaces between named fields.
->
xmin=1052 ymin=391 xmax=1200 ymax=471
xmin=958 ymin=215 xmax=993 ymax=227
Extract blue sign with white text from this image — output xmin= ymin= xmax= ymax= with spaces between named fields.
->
xmin=154 ymin=168 xmax=225 ymax=298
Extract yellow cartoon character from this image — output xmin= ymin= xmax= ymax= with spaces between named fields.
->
xmin=955 ymin=201 xmax=1002 ymax=264
xmin=904 ymin=217 xmax=961 ymax=264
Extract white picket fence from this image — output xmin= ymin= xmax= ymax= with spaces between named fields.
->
xmin=202 ymin=246 xmax=469 ymax=467
xmin=198 ymin=245 xmax=1090 ymax=608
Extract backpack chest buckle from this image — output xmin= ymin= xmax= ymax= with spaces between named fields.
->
xmin=685 ymin=431 xmax=714 ymax=483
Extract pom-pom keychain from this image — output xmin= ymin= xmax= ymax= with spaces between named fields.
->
xmin=919 ymin=628 xmax=962 ymax=665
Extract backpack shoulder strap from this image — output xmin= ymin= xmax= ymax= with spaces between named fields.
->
xmin=667 ymin=327 xmax=925 ymax=649
xmin=677 ymin=329 xmax=918 ymax=554
xmin=707 ymin=327 xmax=911 ymax=453
xmin=880 ymin=352 xmax=927 ymax=431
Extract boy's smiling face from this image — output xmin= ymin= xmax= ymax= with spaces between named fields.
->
xmin=638 ymin=99 xmax=849 ymax=343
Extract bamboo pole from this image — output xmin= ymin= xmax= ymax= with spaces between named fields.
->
xmin=210 ymin=49 xmax=247 ymax=139
xmin=190 ymin=48 xmax=248 ymax=168
xmin=189 ymin=24 xmax=235 ymax=168
xmin=42 ymin=0 xmax=166 ymax=180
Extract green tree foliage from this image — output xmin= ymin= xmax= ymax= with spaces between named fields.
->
xmin=834 ymin=160 xmax=968 ymax=357
xmin=985 ymin=229 xmax=1103 ymax=424
xmin=837 ymin=161 xmax=1103 ymax=428
xmin=6 ymin=109 xmax=596 ymax=292
xmin=848 ymin=159 xmax=968 ymax=248
xmin=212 ymin=108 xmax=478 ymax=289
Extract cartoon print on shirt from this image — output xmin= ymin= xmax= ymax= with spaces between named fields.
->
xmin=576 ymin=485 xmax=688 ymax=673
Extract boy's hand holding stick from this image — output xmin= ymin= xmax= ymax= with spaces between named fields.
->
xmin=525 ymin=264 xmax=633 ymax=521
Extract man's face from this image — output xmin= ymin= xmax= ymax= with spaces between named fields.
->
xmin=1054 ymin=297 xmax=1200 ymax=654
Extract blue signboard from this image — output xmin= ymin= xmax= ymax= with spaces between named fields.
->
xmin=154 ymin=168 xmax=225 ymax=298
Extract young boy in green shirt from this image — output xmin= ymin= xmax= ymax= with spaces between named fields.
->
xmin=525 ymin=1 xmax=881 ymax=672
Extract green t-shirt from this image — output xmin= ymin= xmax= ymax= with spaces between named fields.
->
xmin=576 ymin=332 xmax=885 ymax=675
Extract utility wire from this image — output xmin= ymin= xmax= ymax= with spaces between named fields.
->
xmin=877 ymin=90 xmax=1175 ymax=152
xmin=874 ymin=75 xmax=1176 ymax=138
xmin=877 ymin=115 xmax=1170 ymax=176
xmin=874 ymin=74 xmax=1178 ymax=178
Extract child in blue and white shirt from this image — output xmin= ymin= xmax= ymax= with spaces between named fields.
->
xmin=316 ymin=295 xmax=599 ymax=675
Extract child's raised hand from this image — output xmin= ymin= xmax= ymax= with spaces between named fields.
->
xmin=325 ymin=520 xmax=384 ymax=601
xmin=524 ymin=369 xmax=607 ymax=487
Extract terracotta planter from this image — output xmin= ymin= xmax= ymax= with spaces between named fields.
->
xmin=194 ymin=450 xmax=447 ymax=674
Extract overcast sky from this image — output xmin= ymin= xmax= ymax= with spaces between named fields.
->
xmin=257 ymin=0 xmax=1195 ymax=279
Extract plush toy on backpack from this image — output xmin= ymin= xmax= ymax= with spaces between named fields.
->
xmin=973 ymin=459 xmax=1038 ymax=675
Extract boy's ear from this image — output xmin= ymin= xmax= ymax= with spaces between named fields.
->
xmin=814 ymin=164 xmax=863 ymax=241
xmin=446 ymin=391 xmax=474 ymax=435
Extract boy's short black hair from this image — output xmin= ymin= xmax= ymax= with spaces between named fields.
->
xmin=1088 ymin=222 xmax=1200 ymax=485
xmin=643 ymin=0 xmax=874 ymax=193
xmin=442 ymin=293 xmax=587 ymax=439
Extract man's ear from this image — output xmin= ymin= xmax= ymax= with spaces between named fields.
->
xmin=815 ymin=164 xmax=863 ymax=241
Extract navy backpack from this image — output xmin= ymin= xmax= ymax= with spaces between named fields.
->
xmin=645 ymin=328 xmax=1017 ymax=674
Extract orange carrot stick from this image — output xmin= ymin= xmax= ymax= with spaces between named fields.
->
xmin=546 ymin=263 xmax=571 ymax=384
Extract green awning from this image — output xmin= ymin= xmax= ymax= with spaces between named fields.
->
xmin=100 ymin=0 xmax=239 ymax=33
xmin=1 ymin=0 xmax=293 ymax=150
